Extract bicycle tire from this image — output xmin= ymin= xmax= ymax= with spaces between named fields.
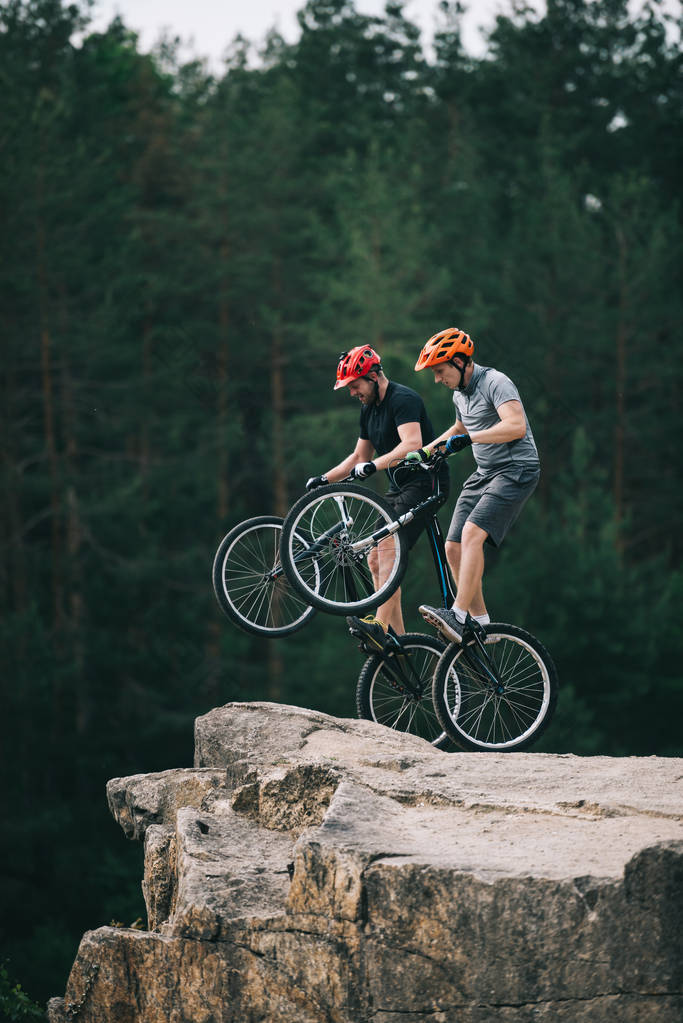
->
xmin=212 ymin=515 xmax=317 ymax=637
xmin=356 ymin=633 xmax=451 ymax=749
xmin=431 ymin=622 xmax=559 ymax=752
xmin=281 ymin=482 xmax=408 ymax=615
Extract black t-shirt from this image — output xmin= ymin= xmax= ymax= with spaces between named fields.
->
xmin=359 ymin=381 xmax=434 ymax=454
xmin=359 ymin=381 xmax=449 ymax=488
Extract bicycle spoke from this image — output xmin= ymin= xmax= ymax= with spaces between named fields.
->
xmin=385 ymin=699 xmax=414 ymax=731
xmin=214 ymin=518 xmax=317 ymax=636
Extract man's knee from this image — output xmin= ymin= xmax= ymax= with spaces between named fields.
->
xmin=461 ymin=521 xmax=488 ymax=548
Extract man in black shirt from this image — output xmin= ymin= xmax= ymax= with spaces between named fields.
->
xmin=306 ymin=346 xmax=449 ymax=648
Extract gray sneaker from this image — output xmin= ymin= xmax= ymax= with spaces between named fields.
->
xmin=419 ymin=605 xmax=468 ymax=643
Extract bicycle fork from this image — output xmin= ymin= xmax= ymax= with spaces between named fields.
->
xmin=460 ymin=629 xmax=507 ymax=695
xmin=380 ymin=640 xmax=428 ymax=700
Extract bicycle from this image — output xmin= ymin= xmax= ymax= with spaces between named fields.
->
xmin=212 ymin=453 xmax=558 ymax=751
xmin=279 ymin=451 xmax=559 ymax=752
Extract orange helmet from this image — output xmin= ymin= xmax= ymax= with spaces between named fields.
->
xmin=334 ymin=346 xmax=382 ymax=390
xmin=415 ymin=328 xmax=474 ymax=371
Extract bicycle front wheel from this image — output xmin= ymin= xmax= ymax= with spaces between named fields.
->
xmin=212 ymin=515 xmax=317 ymax=637
xmin=432 ymin=623 xmax=559 ymax=752
xmin=281 ymin=483 xmax=408 ymax=615
xmin=356 ymin=633 xmax=451 ymax=749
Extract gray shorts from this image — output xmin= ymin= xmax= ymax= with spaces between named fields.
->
xmin=447 ymin=465 xmax=540 ymax=548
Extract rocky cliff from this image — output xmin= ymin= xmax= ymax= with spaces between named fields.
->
xmin=48 ymin=702 xmax=683 ymax=1022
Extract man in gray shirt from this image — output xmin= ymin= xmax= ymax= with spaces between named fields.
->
xmin=412 ymin=327 xmax=540 ymax=643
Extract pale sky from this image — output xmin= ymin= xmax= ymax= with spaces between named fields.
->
xmin=85 ymin=0 xmax=528 ymax=67
xmin=84 ymin=0 xmax=681 ymax=72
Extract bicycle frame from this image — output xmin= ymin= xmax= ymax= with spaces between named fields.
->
xmin=424 ymin=515 xmax=457 ymax=608
xmin=364 ymin=495 xmax=457 ymax=608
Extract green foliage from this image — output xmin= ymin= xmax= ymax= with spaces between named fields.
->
xmin=0 ymin=963 xmax=44 ymax=1020
xmin=1 ymin=0 xmax=681 ymax=1008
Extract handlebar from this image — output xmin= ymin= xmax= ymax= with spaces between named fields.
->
xmin=336 ymin=446 xmax=448 ymax=485
xmin=309 ymin=444 xmax=449 ymax=492
xmin=392 ymin=443 xmax=449 ymax=473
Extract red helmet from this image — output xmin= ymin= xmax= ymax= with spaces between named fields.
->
xmin=334 ymin=346 xmax=382 ymax=390
xmin=415 ymin=328 xmax=474 ymax=371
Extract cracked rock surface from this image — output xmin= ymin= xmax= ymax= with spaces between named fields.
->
xmin=48 ymin=702 xmax=683 ymax=1022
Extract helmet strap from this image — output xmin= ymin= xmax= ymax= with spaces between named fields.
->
xmin=365 ymin=370 xmax=382 ymax=405
xmin=451 ymin=359 xmax=467 ymax=391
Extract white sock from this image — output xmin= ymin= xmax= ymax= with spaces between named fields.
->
xmin=452 ymin=605 xmax=468 ymax=622
xmin=473 ymin=613 xmax=490 ymax=625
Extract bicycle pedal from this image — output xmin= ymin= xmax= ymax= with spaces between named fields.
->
xmin=347 ymin=627 xmax=372 ymax=652
xmin=349 ymin=627 xmax=386 ymax=651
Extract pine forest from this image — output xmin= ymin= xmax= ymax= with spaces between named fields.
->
xmin=1 ymin=0 xmax=682 ymax=1009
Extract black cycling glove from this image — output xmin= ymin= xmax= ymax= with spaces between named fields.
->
xmin=305 ymin=474 xmax=328 ymax=490
xmin=445 ymin=434 xmax=472 ymax=455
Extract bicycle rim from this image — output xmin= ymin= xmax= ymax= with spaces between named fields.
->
xmin=357 ymin=634 xmax=451 ymax=749
xmin=434 ymin=625 xmax=557 ymax=751
xmin=213 ymin=518 xmax=317 ymax=636
xmin=283 ymin=485 xmax=405 ymax=614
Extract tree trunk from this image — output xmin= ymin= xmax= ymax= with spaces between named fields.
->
xmin=614 ymin=225 xmax=626 ymax=554
xmin=62 ymin=350 xmax=87 ymax=735
xmin=271 ymin=261 xmax=288 ymax=519
xmin=217 ymin=242 xmax=231 ymax=521
xmin=1 ymin=357 xmax=28 ymax=621
xmin=36 ymin=204 xmax=64 ymax=633
xmin=140 ymin=318 xmax=153 ymax=497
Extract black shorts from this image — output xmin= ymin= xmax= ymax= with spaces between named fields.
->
xmin=384 ymin=477 xmax=450 ymax=552
xmin=447 ymin=465 xmax=540 ymax=548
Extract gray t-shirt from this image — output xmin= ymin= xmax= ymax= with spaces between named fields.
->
xmin=453 ymin=364 xmax=539 ymax=475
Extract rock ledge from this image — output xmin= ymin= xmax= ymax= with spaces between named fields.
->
xmin=48 ymin=702 xmax=683 ymax=1022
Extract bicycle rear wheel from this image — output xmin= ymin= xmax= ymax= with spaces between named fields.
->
xmin=356 ymin=633 xmax=452 ymax=749
xmin=432 ymin=623 xmax=558 ymax=752
xmin=281 ymin=483 xmax=408 ymax=615
xmin=212 ymin=515 xmax=317 ymax=637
